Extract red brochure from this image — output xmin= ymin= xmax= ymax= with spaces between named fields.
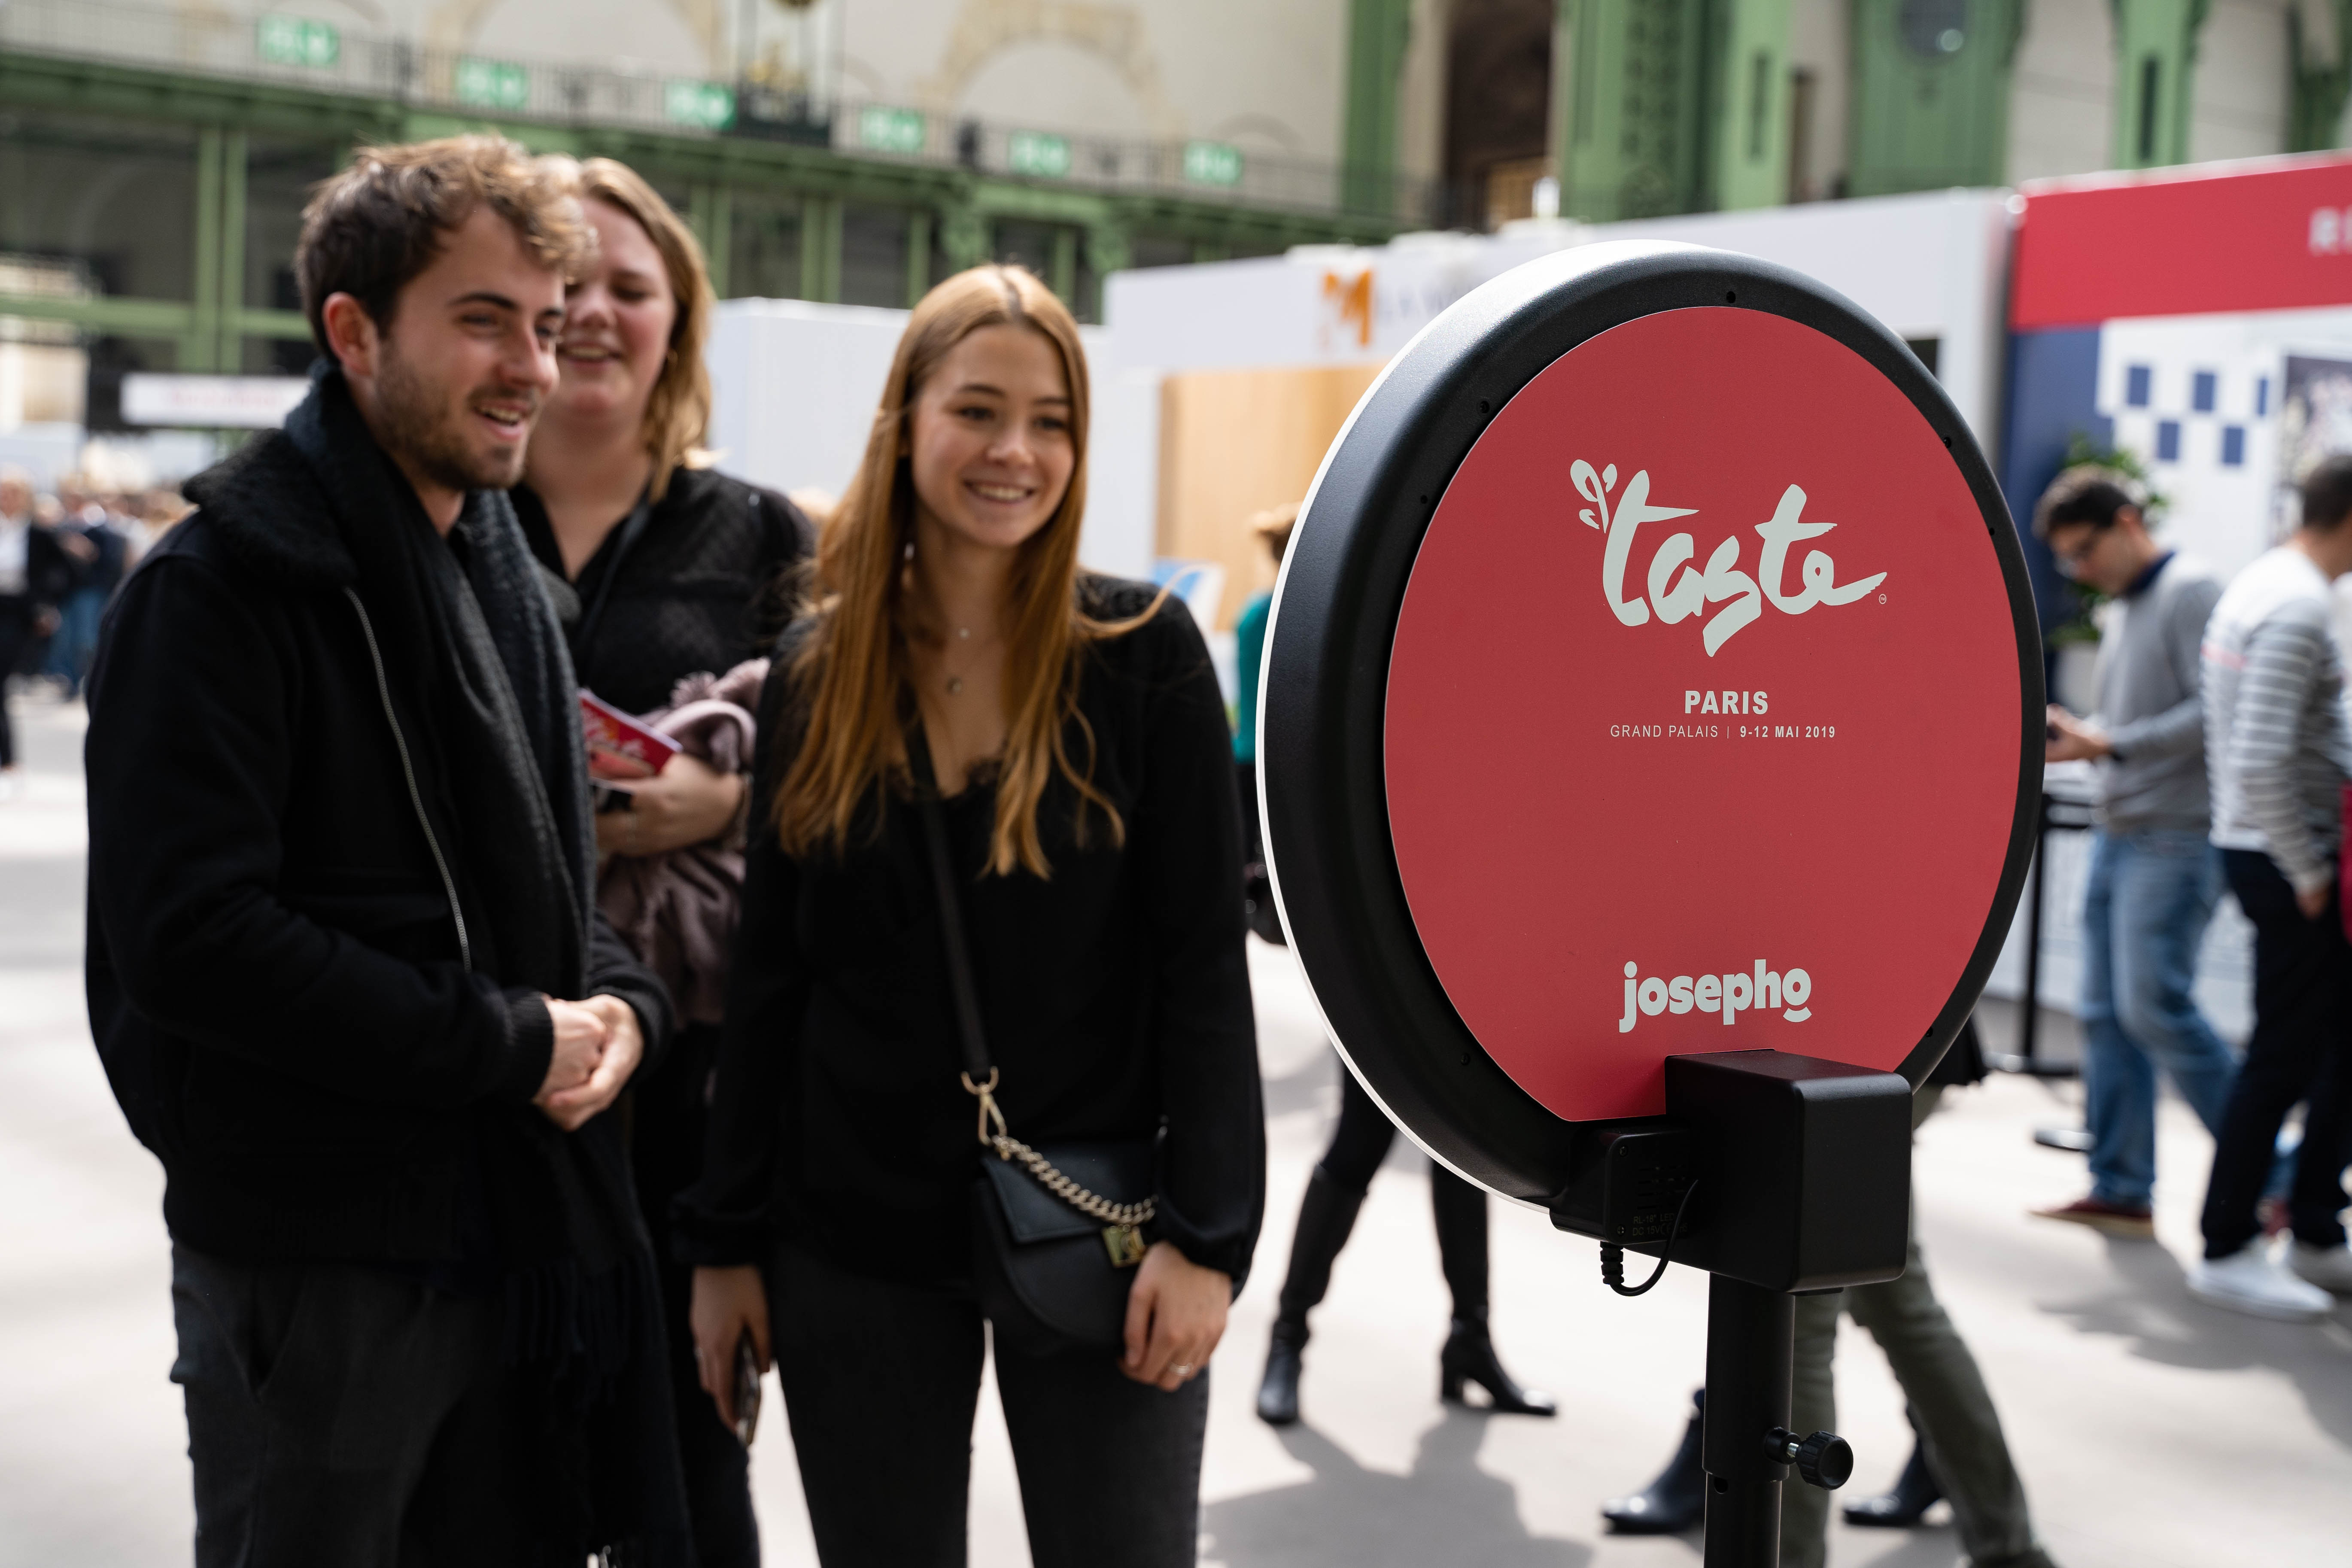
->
xmin=580 ymin=689 xmax=679 ymax=781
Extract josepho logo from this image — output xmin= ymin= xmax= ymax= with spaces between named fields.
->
xmin=1573 ymin=460 xmax=1887 ymax=656
xmin=1619 ymin=960 xmax=1813 ymax=1033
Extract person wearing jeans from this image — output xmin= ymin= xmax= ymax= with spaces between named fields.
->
xmin=2033 ymin=468 xmax=2233 ymax=1238
xmin=2191 ymin=454 xmax=2352 ymax=1319
xmin=2067 ymin=830 xmax=2237 ymax=1219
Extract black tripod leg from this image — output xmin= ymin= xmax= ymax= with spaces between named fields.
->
xmin=1702 ymin=1275 xmax=1793 ymax=1568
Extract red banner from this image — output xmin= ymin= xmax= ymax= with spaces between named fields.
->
xmin=2012 ymin=153 xmax=2352 ymax=329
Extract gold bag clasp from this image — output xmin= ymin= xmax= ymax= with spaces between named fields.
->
xmin=1102 ymin=1224 xmax=1147 ymax=1268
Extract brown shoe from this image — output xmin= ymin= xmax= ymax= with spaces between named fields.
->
xmin=2030 ymin=1195 xmax=2155 ymax=1239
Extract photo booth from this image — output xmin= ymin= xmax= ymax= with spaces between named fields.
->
xmin=1258 ymin=242 xmax=2041 ymax=1565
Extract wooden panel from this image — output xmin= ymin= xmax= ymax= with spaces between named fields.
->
xmin=1155 ymin=363 xmax=1384 ymax=627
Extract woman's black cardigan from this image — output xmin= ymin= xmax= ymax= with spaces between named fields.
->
xmin=673 ymin=578 xmax=1265 ymax=1288
xmin=513 ymin=465 xmax=810 ymax=714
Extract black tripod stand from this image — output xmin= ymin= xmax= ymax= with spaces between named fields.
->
xmin=1551 ymin=1050 xmax=1909 ymax=1568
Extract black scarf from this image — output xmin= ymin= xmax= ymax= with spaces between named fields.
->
xmin=285 ymin=370 xmax=690 ymax=1566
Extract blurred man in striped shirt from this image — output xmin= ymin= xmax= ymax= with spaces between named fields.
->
xmin=2191 ymin=455 xmax=2352 ymax=1322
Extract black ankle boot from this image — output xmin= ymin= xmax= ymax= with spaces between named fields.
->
xmin=1602 ymin=1389 xmax=1705 ymax=1534
xmin=1257 ymin=1170 xmax=1367 ymax=1428
xmin=1438 ymin=1309 xmax=1556 ymax=1416
xmin=1842 ymin=1436 xmax=1942 ymax=1527
xmin=1257 ymin=1320 xmax=1306 ymax=1425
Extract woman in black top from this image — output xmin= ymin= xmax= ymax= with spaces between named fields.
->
xmin=678 ymin=265 xmax=1261 ymax=1568
xmin=514 ymin=158 xmax=808 ymax=1568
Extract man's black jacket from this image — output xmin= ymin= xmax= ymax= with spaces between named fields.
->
xmin=84 ymin=420 xmax=672 ymax=1264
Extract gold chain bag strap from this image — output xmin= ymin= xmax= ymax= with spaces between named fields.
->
xmin=911 ymin=734 xmax=1154 ymax=1283
xmin=961 ymin=1068 xmax=1156 ymax=1236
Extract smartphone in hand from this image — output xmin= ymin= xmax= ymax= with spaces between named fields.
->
xmin=732 ymin=1330 xmax=763 ymax=1446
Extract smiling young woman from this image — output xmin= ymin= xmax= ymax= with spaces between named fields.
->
xmin=676 ymin=266 xmax=1264 ymax=1568
xmin=512 ymin=156 xmax=811 ymax=1568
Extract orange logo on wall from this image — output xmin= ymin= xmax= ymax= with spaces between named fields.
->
xmin=1321 ymin=268 xmax=1374 ymax=349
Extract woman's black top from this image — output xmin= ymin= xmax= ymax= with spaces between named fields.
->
xmin=674 ymin=577 xmax=1265 ymax=1288
xmin=513 ymin=465 xmax=811 ymax=714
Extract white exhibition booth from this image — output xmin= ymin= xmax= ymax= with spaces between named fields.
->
xmin=1103 ymin=187 xmax=2013 ymax=450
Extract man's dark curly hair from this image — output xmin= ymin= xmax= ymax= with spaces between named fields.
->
xmin=294 ymin=134 xmax=593 ymax=356
xmin=2032 ymin=465 xmax=2142 ymax=541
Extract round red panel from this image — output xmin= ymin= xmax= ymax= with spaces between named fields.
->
xmin=1385 ymin=307 xmax=2019 ymax=1122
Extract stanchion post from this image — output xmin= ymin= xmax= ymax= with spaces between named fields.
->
xmin=1701 ymin=1275 xmax=1795 ymax=1568
xmin=2016 ymin=794 xmax=2049 ymax=1067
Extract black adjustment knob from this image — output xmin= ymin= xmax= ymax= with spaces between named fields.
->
xmin=1764 ymin=1427 xmax=1854 ymax=1490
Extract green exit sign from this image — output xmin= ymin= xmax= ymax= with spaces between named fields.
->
xmin=1008 ymin=131 xmax=1071 ymax=179
xmin=665 ymin=80 xmax=735 ymax=132
xmin=455 ymin=57 xmax=530 ymax=112
xmin=858 ymin=106 xmax=927 ymax=155
xmin=1182 ymin=141 xmax=1243 ymax=187
xmin=256 ymin=14 xmax=339 ymax=68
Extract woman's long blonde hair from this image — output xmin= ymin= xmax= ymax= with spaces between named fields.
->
xmin=541 ymin=155 xmax=714 ymax=500
xmin=772 ymin=265 xmax=1153 ymax=877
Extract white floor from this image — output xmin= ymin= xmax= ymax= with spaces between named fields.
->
xmin=3 ymin=690 xmax=2349 ymax=1567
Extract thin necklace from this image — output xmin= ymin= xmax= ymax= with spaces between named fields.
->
xmin=945 ymin=625 xmax=975 ymax=695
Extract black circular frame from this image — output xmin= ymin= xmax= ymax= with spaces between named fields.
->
xmin=1258 ymin=241 xmax=2045 ymax=1206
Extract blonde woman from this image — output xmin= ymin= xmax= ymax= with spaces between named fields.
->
xmin=517 ymin=157 xmax=811 ymax=1568
xmin=679 ymin=267 xmax=1261 ymax=1567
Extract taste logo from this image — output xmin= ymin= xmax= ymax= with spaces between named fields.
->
xmin=1573 ymin=460 xmax=1887 ymax=656
xmin=1619 ymin=960 xmax=1813 ymax=1033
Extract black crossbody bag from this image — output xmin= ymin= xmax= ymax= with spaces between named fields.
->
xmin=910 ymin=737 xmax=1157 ymax=1356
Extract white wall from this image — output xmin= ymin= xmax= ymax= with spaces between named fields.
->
xmin=705 ymin=297 xmax=1155 ymax=579
xmin=1395 ymin=0 xmax=1453 ymax=186
xmin=2095 ymin=306 xmax=2352 ymax=580
xmin=197 ymin=0 xmax=1349 ymax=162
xmin=1597 ymin=191 xmax=2013 ymax=448
xmin=841 ymin=0 xmax=1349 ymax=161
xmin=2007 ymin=0 xmax=2117 ymax=182
xmin=2008 ymin=0 xmax=2290 ymax=181
xmin=467 ymin=0 xmax=716 ymax=75
xmin=1786 ymin=0 xmax=1851 ymax=200
xmin=2189 ymin=0 xmax=2292 ymax=164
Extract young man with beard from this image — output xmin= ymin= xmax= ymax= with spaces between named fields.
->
xmin=84 ymin=137 xmax=691 ymax=1566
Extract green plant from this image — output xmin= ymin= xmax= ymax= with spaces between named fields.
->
xmin=2060 ymin=431 xmax=2170 ymax=520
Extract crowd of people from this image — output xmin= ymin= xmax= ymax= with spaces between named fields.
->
xmin=28 ymin=126 xmax=2349 ymax=1568
xmin=79 ymin=133 xmax=1253 ymax=1568
xmin=0 ymin=468 xmax=184 ymax=788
